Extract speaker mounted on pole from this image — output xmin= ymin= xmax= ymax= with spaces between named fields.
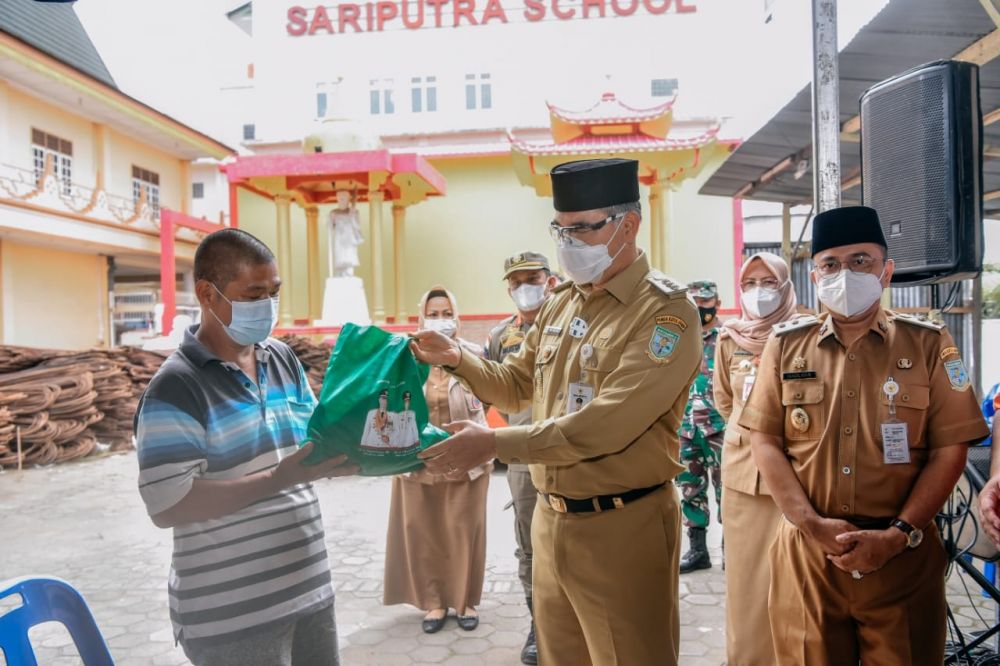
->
xmin=860 ymin=60 xmax=984 ymax=285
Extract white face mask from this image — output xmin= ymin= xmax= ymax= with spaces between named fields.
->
xmin=817 ymin=269 xmax=885 ymax=318
xmin=510 ymin=283 xmax=547 ymax=312
xmin=556 ymin=219 xmax=626 ymax=285
xmin=210 ymin=284 xmax=278 ymax=346
xmin=423 ymin=317 xmax=457 ymax=338
xmin=741 ymin=286 xmax=782 ymax=319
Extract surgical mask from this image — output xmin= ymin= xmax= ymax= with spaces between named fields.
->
xmin=210 ymin=285 xmax=279 ymax=346
xmin=511 ymin=283 xmax=547 ymax=311
xmin=816 ymin=269 xmax=885 ymax=318
xmin=556 ymin=220 xmax=626 ymax=285
xmin=423 ymin=317 xmax=458 ymax=338
xmin=741 ymin=286 xmax=782 ymax=319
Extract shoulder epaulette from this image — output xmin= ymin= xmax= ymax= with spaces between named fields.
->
xmin=773 ymin=315 xmax=820 ymax=336
xmin=891 ymin=312 xmax=945 ymax=332
xmin=551 ymin=280 xmax=574 ymax=294
xmin=646 ymin=271 xmax=687 ymax=299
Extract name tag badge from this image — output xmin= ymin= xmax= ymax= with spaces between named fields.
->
xmin=567 ymin=382 xmax=594 ymax=414
xmin=543 ymin=326 xmax=562 ymax=336
xmin=881 ymin=421 xmax=910 ymax=464
xmin=741 ymin=372 xmax=756 ymax=403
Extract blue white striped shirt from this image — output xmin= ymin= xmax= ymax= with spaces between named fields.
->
xmin=135 ymin=327 xmax=333 ymax=647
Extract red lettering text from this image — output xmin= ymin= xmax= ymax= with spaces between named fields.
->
xmin=643 ymin=0 xmax=670 ymax=14
xmin=365 ymin=2 xmax=374 ymax=31
xmin=426 ymin=0 xmax=449 ymax=27
xmin=551 ymin=0 xmax=575 ymax=19
xmin=610 ymin=0 xmax=638 ymax=15
xmin=480 ymin=0 xmax=508 ymax=24
xmin=453 ymin=0 xmax=478 ymax=25
xmin=401 ymin=0 xmax=425 ymax=28
xmin=523 ymin=0 xmax=546 ymax=21
xmin=339 ymin=4 xmax=362 ymax=32
xmin=582 ymin=0 xmax=605 ymax=17
xmin=376 ymin=1 xmax=398 ymax=29
xmin=309 ymin=6 xmax=335 ymax=34
xmin=676 ymin=0 xmax=696 ymax=11
xmin=286 ymin=6 xmax=309 ymax=35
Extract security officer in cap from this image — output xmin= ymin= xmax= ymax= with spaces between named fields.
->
xmin=411 ymin=158 xmax=700 ymax=665
xmin=739 ymin=205 xmax=989 ymax=664
xmin=484 ymin=250 xmax=558 ymax=665
xmin=676 ymin=279 xmax=725 ymax=572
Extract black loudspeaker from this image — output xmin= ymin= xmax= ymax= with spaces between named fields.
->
xmin=860 ymin=60 xmax=984 ymax=285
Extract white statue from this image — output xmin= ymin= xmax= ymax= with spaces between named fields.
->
xmin=328 ymin=190 xmax=364 ymax=277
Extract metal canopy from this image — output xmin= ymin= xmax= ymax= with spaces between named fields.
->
xmin=700 ymin=0 xmax=1000 ymax=214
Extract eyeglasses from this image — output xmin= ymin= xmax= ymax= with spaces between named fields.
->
xmin=813 ymin=254 xmax=884 ymax=277
xmin=740 ymin=278 xmax=781 ymax=292
xmin=548 ymin=212 xmax=625 ymax=243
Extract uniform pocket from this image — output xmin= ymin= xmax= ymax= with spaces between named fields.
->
xmin=780 ymin=380 xmax=825 ymax=441
xmin=534 ymin=345 xmax=557 ymax=397
xmin=878 ymin=383 xmax=930 ymax=448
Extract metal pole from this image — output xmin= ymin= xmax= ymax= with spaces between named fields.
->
xmin=811 ymin=0 xmax=841 ymax=212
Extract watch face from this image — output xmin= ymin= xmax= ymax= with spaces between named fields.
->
xmin=908 ymin=528 xmax=924 ymax=548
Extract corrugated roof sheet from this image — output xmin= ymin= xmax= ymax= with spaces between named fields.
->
xmin=0 ymin=0 xmax=116 ymax=89
xmin=700 ymin=0 xmax=1000 ymax=212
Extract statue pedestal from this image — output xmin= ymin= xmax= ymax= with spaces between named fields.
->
xmin=316 ymin=276 xmax=371 ymax=327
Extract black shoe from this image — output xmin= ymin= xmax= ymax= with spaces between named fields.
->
xmin=422 ymin=613 xmax=447 ymax=634
xmin=520 ymin=624 xmax=538 ymax=664
xmin=679 ymin=527 xmax=712 ymax=574
xmin=457 ymin=612 xmax=479 ymax=631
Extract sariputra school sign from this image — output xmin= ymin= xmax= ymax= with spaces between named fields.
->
xmin=287 ymin=0 xmax=697 ymax=35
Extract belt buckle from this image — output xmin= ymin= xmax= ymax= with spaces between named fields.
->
xmin=549 ymin=495 xmax=567 ymax=513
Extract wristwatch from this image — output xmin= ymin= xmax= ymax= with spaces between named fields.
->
xmin=890 ymin=518 xmax=924 ymax=549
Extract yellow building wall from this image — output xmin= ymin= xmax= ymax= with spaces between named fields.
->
xmin=0 ymin=240 xmax=108 ymax=349
xmin=237 ymin=149 xmax=737 ymax=322
xmin=5 ymin=86 xmax=97 ymax=185
xmin=106 ymin=129 xmax=185 ymax=213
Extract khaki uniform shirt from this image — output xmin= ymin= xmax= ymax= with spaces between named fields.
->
xmin=714 ymin=332 xmax=770 ymax=495
xmin=451 ymin=253 xmax=700 ymax=499
xmin=738 ymin=309 xmax=989 ymax=520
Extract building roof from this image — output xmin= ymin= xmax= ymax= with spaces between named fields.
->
xmin=547 ymin=92 xmax=675 ymax=125
xmin=0 ymin=0 xmax=116 ymax=88
xmin=699 ymin=0 xmax=1000 ymax=215
xmin=510 ymin=125 xmax=720 ymax=156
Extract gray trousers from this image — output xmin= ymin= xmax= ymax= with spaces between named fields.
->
xmin=181 ymin=603 xmax=340 ymax=666
xmin=507 ymin=464 xmax=537 ymax=599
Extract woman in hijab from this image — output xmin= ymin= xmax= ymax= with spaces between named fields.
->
xmin=716 ymin=252 xmax=799 ymax=666
xmin=383 ymin=286 xmax=492 ymax=634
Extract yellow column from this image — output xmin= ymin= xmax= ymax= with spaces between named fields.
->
xmin=305 ymin=205 xmax=322 ymax=322
xmin=275 ymin=194 xmax=294 ymax=327
xmin=392 ymin=204 xmax=407 ymax=323
xmin=179 ymin=160 xmax=191 ymax=215
xmin=648 ymin=182 xmax=663 ymax=270
xmin=369 ymin=191 xmax=386 ymax=323
xmin=781 ymin=203 xmax=792 ymax=266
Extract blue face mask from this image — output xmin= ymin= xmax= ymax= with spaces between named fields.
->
xmin=210 ymin=284 xmax=279 ymax=346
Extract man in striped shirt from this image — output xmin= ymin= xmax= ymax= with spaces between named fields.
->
xmin=136 ymin=229 xmax=357 ymax=665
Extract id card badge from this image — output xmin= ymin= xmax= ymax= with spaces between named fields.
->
xmin=741 ymin=370 xmax=756 ymax=403
xmin=567 ymin=382 xmax=594 ymax=414
xmin=881 ymin=377 xmax=910 ymax=464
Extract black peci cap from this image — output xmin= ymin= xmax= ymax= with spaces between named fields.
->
xmin=550 ymin=159 xmax=640 ymax=212
xmin=811 ymin=206 xmax=888 ymax=256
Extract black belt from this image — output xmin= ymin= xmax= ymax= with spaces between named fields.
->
xmin=541 ymin=484 xmax=665 ymax=514
xmin=845 ymin=517 xmax=894 ymax=530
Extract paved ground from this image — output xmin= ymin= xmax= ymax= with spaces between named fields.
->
xmin=1 ymin=452 xmax=998 ymax=665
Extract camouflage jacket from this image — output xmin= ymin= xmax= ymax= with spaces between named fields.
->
xmin=680 ymin=324 xmax=725 ymax=437
xmin=485 ymin=314 xmax=533 ymax=426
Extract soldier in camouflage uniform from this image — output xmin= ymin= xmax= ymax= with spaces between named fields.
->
xmin=676 ymin=279 xmax=725 ymax=573
xmin=484 ymin=251 xmax=557 ymax=666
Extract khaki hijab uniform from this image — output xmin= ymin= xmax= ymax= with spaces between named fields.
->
xmin=716 ymin=252 xmax=798 ymax=666
xmin=383 ymin=287 xmax=492 ymax=615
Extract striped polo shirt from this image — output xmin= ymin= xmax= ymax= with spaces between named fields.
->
xmin=135 ymin=327 xmax=333 ymax=647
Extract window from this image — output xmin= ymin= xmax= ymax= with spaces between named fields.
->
xmin=316 ymin=92 xmax=328 ymax=118
xmin=192 ymin=182 xmax=205 ymax=199
xmin=31 ymin=128 xmax=73 ymax=194
xmin=465 ymin=73 xmax=492 ymax=110
xmin=650 ymin=78 xmax=679 ymax=98
xmin=369 ymin=79 xmax=395 ymax=115
xmin=132 ymin=166 xmax=160 ymax=215
xmin=242 ymin=123 xmax=256 ymax=141
xmin=410 ymin=76 xmax=437 ymax=113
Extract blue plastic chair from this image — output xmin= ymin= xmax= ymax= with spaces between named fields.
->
xmin=0 ymin=576 xmax=114 ymax=665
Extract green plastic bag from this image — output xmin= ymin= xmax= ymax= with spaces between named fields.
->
xmin=304 ymin=323 xmax=448 ymax=476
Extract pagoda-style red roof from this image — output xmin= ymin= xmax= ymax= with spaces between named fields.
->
xmin=510 ymin=125 xmax=720 ymax=156
xmin=547 ymin=92 xmax=675 ymax=125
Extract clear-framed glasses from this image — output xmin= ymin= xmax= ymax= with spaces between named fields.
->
xmin=548 ymin=212 xmax=625 ymax=243
xmin=740 ymin=278 xmax=781 ymax=292
xmin=813 ymin=253 xmax=883 ymax=277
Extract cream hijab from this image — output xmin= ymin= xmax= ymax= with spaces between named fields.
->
xmin=722 ymin=252 xmax=798 ymax=356
xmin=417 ymin=286 xmax=482 ymax=356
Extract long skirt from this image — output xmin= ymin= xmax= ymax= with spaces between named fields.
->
xmin=383 ymin=472 xmax=489 ymax=611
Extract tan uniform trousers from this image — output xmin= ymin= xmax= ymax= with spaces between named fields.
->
xmin=533 ymin=485 xmax=680 ymax=666
xmin=507 ymin=464 xmax=537 ymax=599
xmin=769 ymin=519 xmax=948 ymax=666
xmin=722 ymin=488 xmax=781 ymax=666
